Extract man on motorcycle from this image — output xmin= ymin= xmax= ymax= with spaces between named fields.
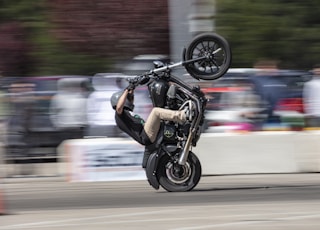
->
xmin=111 ymin=84 xmax=193 ymax=147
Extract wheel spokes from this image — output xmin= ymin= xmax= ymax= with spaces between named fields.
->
xmin=189 ymin=40 xmax=227 ymax=74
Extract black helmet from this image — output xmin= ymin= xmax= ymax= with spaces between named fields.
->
xmin=110 ymin=90 xmax=134 ymax=111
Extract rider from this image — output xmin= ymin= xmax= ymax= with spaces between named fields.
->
xmin=111 ymin=82 xmax=193 ymax=166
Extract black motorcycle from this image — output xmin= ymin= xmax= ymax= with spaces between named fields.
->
xmin=127 ymin=33 xmax=231 ymax=192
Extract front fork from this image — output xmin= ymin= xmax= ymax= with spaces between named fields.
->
xmin=178 ymin=129 xmax=194 ymax=165
xmin=178 ymin=98 xmax=203 ymax=165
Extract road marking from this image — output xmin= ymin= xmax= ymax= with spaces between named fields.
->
xmin=2 ymin=202 xmax=320 ymax=229
xmin=0 ymin=209 xmax=180 ymax=229
xmin=171 ymin=213 xmax=320 ymax=230
xmin=2 ymin=209 xmax=320 ymax=229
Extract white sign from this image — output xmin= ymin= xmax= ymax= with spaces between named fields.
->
xmin=64 ymin=138 xmax=147 ymax=182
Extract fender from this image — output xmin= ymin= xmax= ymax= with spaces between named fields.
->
xmin=145 ymin=152 xmax=160 ymax=190
xmin=145 ymin=148 xmax=168 ymax=190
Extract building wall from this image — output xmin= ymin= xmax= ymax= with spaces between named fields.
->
xmin=48 ymin=0 xmax=171 ymax=60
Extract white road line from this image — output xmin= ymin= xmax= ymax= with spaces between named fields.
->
xmin=171 ymin=213 xmax=320 ymax=230
xmin=2 ymin=202 xmax=320 ymax=229
xmin=0 ymin=209 xmax=181 ymax=230
xmin=3 ymin=210 xmax=320 ymax=229
xmin=2 ymin=217 xmax=211 ymax=229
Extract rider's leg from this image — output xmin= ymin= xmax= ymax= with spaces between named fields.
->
xmin=143 ymin=107 xmax=186 ymax=143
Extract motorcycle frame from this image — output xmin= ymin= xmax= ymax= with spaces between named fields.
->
xmin=144 ymin=67 xmax=205 ymax=190
xmin=142 ymin=53 xmax=210 ymax=165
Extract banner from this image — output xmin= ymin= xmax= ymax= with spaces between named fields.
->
xmin=65 ymin=138 xmax=147 ymax=182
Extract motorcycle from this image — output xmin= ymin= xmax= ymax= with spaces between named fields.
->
xmin=127 ymin=33 xmax=231 ymax=192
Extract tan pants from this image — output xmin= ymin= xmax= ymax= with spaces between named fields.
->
xmin=144 ymin=107 xmax=186 ymax=143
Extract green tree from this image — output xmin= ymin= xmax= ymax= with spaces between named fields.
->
xmin=0 ymin=0 xmax=110 ymax=76
xmin=215 ymin=0 xmax=320 ymax=69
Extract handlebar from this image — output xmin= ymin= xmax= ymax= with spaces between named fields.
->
xmin=127 ymin=51 xmax=217 ymax=86
xmin=127 ymin=75 xmax=150 ymax=86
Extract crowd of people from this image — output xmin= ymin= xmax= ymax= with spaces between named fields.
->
xmin=1 ymin=74 xmax=155 ymax=160
xmin=1 ymin=62 xmax=320 ymax=163
xmin=250 ymin=61 xmax=320 ymax=130
xmin=203 ymin=61 xmax=320 ymax=132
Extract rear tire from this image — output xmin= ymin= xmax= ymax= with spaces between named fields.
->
xmin=185 ymin=33 xmax=232 ymax=80
xmin=157 ymin=151 xmax=201 ymax=192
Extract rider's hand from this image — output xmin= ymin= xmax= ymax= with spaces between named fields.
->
xmin=126 ymin=83 xmax=135 ymax=91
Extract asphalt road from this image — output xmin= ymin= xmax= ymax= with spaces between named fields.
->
xmin=2 ymin=173 xmax=320 ymax=230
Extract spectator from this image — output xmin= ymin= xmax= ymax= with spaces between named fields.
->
xmin=85 ymin=75 xmax=124 ymax=137
xmin=243 ymin=60 xmax=288 ymax=129
xmin=253 ymin=59 xmax=279 ymax=76
xmin=6 ymin=81 xmax=36 ymax=168
xmin=49 ymin=78 xmax=87 ymax=142
xmin=303 ymin=64 xmax=320 ymax=128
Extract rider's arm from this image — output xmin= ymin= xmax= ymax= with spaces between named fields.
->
xmin=116 ymin=89 xmax=129 ymax=115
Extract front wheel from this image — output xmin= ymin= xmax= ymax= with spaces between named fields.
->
xmin=157 ymin=151 xmax=202 ymax=192
xmin=185 ymin=33 xmax=232 ymax=80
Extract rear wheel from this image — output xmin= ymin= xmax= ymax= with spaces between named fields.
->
xmin=157 ymin=151 xmax=201 ymax=192
xmin=185 ymin=33 xmax=232 ymax=80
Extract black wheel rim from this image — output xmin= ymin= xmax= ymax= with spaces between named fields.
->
xmin=165 ymin=161 xmax=192 ymax=184
xmin=189 ymin=39 xmax=227 ymax=76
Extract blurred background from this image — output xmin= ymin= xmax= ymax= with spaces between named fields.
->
xmin=0 ymin=0 xmax=320 ymax=173
xmin=1 ymin=0 xmax=320 ymax=77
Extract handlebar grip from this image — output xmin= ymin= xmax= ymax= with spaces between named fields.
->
xmin=139 ymin=75 xmax=150 ymax=85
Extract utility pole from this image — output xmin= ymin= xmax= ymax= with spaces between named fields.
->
xmin=168 ymin=0 xmax=216 ymax=76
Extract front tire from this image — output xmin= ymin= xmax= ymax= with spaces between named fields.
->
xmin=157 ymin=151 xmax=201 ymax=192
xmin=185 ymin=33 xmax=232 ymax=80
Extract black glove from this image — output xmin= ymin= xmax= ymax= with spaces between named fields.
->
xmin=126 ymin=83 xmax=135 ymax=91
